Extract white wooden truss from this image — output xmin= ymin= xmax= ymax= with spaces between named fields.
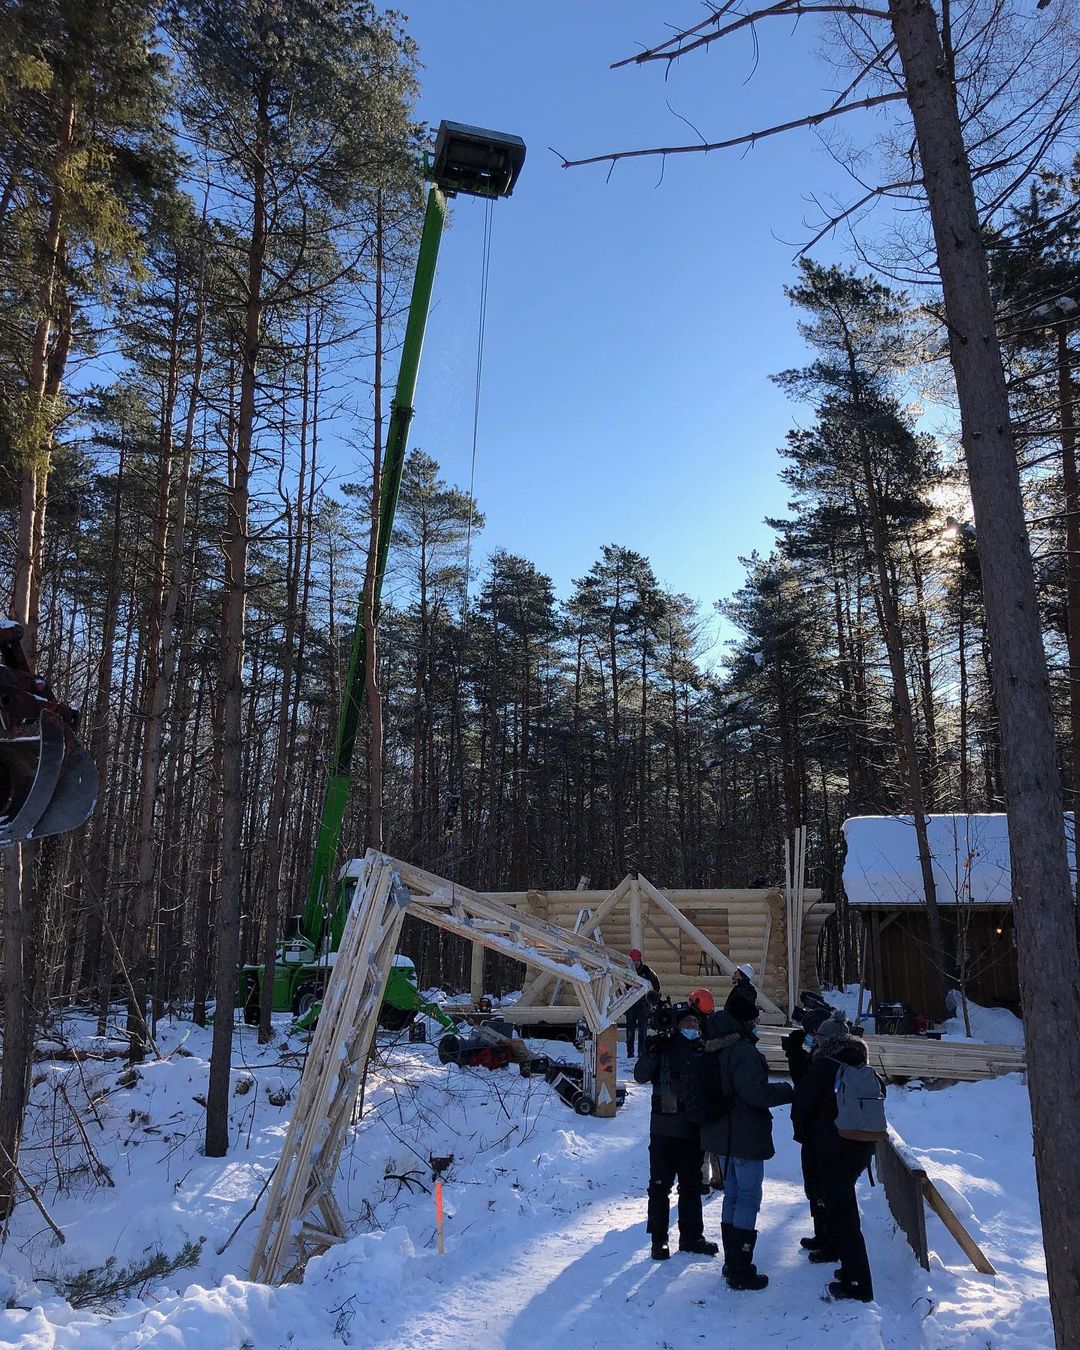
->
xmin=248 ymin=850 xmax=649 ymax=1285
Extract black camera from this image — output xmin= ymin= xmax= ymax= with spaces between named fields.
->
xmin=647 ymin=993 xmax=692 ymax=1038
xmin=791 ymin=991 xmax=830 ymax=1026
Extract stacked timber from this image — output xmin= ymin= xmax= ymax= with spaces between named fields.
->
xmin=755 ymin=1027 xmax=1025 ymax=1083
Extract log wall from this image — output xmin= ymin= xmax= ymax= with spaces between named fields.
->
xmin=486 ymin=879 xmax=832 ymax=1020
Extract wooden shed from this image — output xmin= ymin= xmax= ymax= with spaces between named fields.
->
xmin=842 ymin=813 xmax=1078 ymax=1019
xmin=489 ymin=873 xmax=832 ymax=1025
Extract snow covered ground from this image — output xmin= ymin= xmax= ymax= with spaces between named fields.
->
xmin=0 ymin=1011 xmax=1048 ymax=1349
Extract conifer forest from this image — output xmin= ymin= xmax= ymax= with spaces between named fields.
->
xmin=3 ymin=1 xmax=1080 ymax=1345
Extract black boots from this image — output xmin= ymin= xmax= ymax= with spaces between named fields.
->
xmin=724 ymin=1227 xmax=768 ymax=1291
xmin=720 ymin=1222 xmax=735 ymax=1274
xmin=679 ymin=1236 xmax=718 ymax=1256
xmin=651 ymin=1241 xmax=670 ymax=1260
xmin=829 ymin=1278 xmax=873 ymax=1303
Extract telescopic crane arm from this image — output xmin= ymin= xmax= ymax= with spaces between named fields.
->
xmin=300 ymin=122 xmax=525 ymax=942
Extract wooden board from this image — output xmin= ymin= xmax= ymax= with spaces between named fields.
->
xmin=756 ymin=1027 xmax=1024 ymax=1082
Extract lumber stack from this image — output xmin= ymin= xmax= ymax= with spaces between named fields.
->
xmin=756 ymin=1027 xmax=1025 ymax=1082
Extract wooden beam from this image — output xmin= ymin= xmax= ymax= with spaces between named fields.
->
xmin=629 ymin=879 xmax=643 ymax=954
xmin=470 ymin=942 xmax=485 ymax=1003
xmin=637 ymin=874 xmax=784 ymax=1017
xmin=643 ymin=912 xmax=681 ymax=961
xmin=593 ymin=1024 xmax=618 ymax=1118
xmin=921 ymin=1176 xmax=997 ymax=1274
xmin=583 ymin=874 xmax=636 ymax=933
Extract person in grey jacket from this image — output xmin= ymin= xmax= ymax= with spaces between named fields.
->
xmin=698 ymin=988 xmax=794 ymax=1290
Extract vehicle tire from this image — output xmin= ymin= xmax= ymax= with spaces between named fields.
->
xmin=377 ymin=1002 xmax=416 ymax=1032
xmin=292 ymin=982 xmax=323 ymax=1021
xmin=437 ymin=1034 xmax=461 ymax=1065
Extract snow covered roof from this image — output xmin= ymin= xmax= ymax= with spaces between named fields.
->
xmin=842 ymin=813 xmax=1077 ymax=907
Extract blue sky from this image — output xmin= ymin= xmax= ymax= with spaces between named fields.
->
xmin=393 ymin=2 xmax=897 ymax=661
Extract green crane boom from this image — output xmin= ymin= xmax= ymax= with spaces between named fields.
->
xmin=301 ymin=121 xmax=526 ymax=944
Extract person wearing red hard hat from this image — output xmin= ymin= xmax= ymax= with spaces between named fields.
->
xmin=688 ymin=989 xmax=724 ymax=1194
xmin=625 ymin=949 xmax=660 ymax=1058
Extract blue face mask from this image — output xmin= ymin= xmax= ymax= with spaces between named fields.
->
xmin=804 ymin=1035 xmax=815 ymax=1048
xmin=680 ymin=1027 xmax=700 ymax=1041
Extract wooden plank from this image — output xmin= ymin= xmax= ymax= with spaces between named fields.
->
xmin=920 ymin=1177 xmax=997 ymax=1274
xmin=629 ymin=880 xmax=644 ymax=954
xmin=593 ymin=1024 xmax=618 ymax=1118
xmin=754 ymin=1027 xmax=1024 ymax=1081
xmin=470 ymin=942 xmax=485 ymax=1004
xmin=637 ymin=874 xmax=785 ymax=1018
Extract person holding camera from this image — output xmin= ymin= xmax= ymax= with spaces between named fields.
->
xmin=698 ymin=987 xmax=794 ymax=1291
xmin=791 ymin=1015 xmax=880 ymax=1303
xmin=625 ymin=949 xmax=661 ymax=1058
xmin=634 ymin=1006 xmax=719 ymax=1261
xmin=782 ymin=1003 xmax=838 ymax=1262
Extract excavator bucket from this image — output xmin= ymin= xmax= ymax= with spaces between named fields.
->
xmin=0 ymin=620 xmax=98 ymax=847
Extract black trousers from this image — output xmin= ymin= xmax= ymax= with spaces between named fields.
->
xmin=646 ymin=1134 xmax=705 ymax=1243
xmin=817 ymin=1161 xmax=872 ymax=1295
xmin=626 ymin=1002 xmax=649 ymax=1056
xmin=802 ymin=1142 xmax=835 ymax=1249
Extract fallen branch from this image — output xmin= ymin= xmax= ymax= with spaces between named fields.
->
xmin=0 ymin=1141 xmax=65 ymax=1244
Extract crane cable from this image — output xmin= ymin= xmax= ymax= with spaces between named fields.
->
xmin=462 ymin=196 xmax=494 ymax=628
xmin=446 ymin=198 xmax=495 ymax=902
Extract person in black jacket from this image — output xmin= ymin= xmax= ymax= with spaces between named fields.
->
xmin=781 ymin=1005 xmax=837 ymax=1261
xmin=625 ymin=949 xmax=661 ymax=1057
xmin=634 ymin=1008 xmax=719 ymax=1261
xmin=722 ymin=963 xmax=757 ymax=1018
xmin=791 ymin=1023 xmax=880 ymax=1303
xmin=698 ymin=989 xmax=794 ymax=1290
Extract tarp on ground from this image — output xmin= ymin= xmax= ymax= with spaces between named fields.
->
xmin=841 ymin=813 xmax=1077 ymax=906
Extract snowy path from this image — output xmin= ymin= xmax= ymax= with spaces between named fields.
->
xmin=357 ymin=1051 xmax=933 ymax=1350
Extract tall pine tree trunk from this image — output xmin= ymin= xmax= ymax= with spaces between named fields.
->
xmin=890 ymin=2 xmax=1080 ymax=1339
xmin=206 ymin=85 xmax=269 ymax=1156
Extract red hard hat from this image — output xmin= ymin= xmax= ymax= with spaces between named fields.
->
xmin=689 ymin=988 xmax=715 ymax=1014
xmin=629 ymin=948 xmax=642 ymax=962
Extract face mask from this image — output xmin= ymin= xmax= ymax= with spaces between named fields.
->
xmin=680 ymin=1027 xmax=700 ymax=1041
xmin=804 ymin=1035 xmax=814 ymax=1048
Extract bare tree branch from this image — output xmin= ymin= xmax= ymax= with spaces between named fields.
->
xmin=612 ymin=0 xmax=890 ymax=68
xmin=556 ymin=90 xmax=907 ymax=170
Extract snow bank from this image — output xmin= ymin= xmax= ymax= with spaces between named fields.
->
xmin=0 ymin=1009 xmax=1050 ymax=1348
xmin=842 ymin=813 xmax=1076 ymax=906
xmin=821 ymin=985 xmax=1025 ymax=1046
xmin=941 ymin=990 xmax=1025 ymax=1047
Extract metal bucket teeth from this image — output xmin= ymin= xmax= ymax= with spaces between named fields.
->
xmin=0 ymin=625 xmax=98 ymax=846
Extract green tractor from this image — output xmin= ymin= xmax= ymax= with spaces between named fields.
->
xmin=239 ymin=862 xmax=456 ymax=1034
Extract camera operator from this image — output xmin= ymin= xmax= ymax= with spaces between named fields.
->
xmin=625 ymin=949 xmax=660 ymax=1057
xmin=781 ymin=1003 xmax=836 ymax=1261
xmin=633 ymin=1004 xmax=719 ymax=1261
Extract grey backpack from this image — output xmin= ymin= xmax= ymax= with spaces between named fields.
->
xmin=833 ymin=1063 xmax=887 ymax=1141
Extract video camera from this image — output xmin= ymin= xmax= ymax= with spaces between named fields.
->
xmin=647 ymin=992 xmax=692 ymax=1038
xmin=790 ymin=990 xmax=830 ymax=1026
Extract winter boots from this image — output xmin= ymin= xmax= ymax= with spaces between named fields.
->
xmin=829 ymin=1277 xmax=873 ymax=1303
xmin=651 ymin=1241 xmax=670 ymax=1260
xmin=720 ymin=1222 xmax=735 ymax=1274
xmin=724 ymin=1227 xmax=768 ymax=1291
xmin=678 ymin=1236 xmax=719 ymax=1256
